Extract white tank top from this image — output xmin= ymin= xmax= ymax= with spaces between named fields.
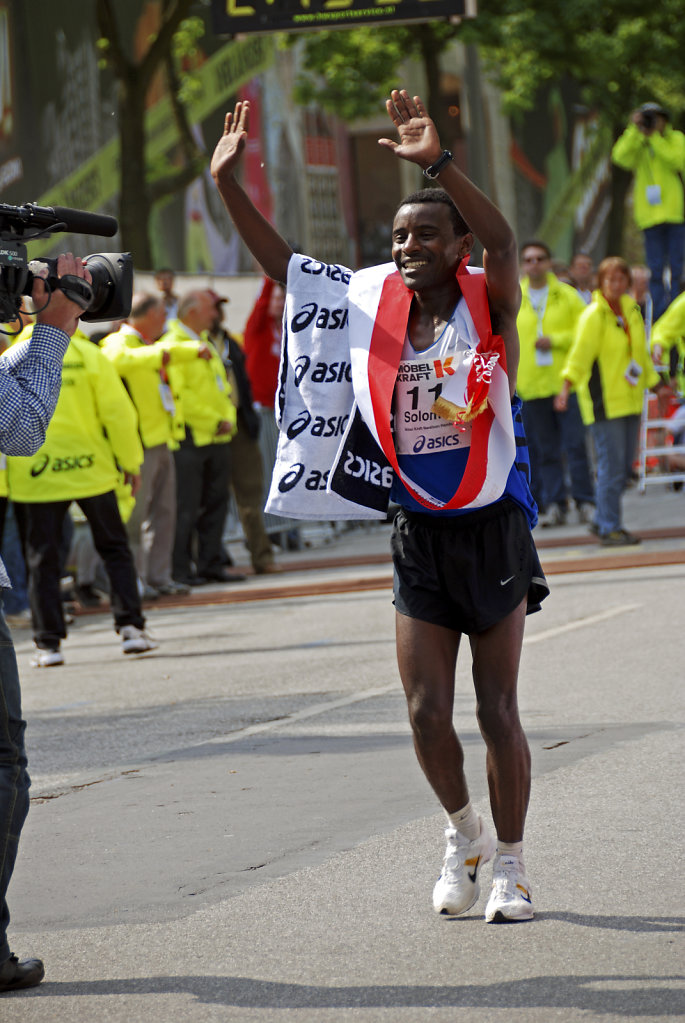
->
xmin=393 ymin=300 xmax=478 ymax=456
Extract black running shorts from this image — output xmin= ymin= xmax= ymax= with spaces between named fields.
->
xmin=390 ymin=499 xmax=549 ymax=634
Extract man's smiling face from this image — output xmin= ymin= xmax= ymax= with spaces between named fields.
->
xmin=391 ymin=203 xmax=468 ymax=291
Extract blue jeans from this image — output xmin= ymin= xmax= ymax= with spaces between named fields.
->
xmin=591 ymin=415 xmax=641 ymax=535
xmin=521 ymin=394 xmax=595 ymax=511
xmin=0 ymin=603 xmax=30 ymax=963
xmin=643 ymin=221 xmax=685 ymax=320
xmin=0 ymin=503 xmax=29 ymax=616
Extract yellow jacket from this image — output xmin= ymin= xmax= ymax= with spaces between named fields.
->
xmin=563 ymin=292 xmax=659 ymax=424
xmin=100 ymin=326 xmax=204 ymax=450
xmin=651 ymin=292 xmax=685 ymax=357
xmin=611 ymin=123 xmax=685 ymax=230
xmin=517 ymin=274 xmax=587 ymax=400
xmin=651 ymin=291 xmax=685 ymax=390
xmin=161 ymin=320 xmax=236 ymax=447
xmin=7 ymin=329 xmax=143 ymax=502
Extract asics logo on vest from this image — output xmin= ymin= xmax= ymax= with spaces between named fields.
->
xmin=412 ymin=433 xmax=462 ymax=453
xmin=30 ymin=453 xmax=95 ymax=477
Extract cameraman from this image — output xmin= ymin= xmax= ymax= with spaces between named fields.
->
xmin=0 ymin=252 xmax=89 ymax=991
xmin=611 ymin=103 xmax=685 ymax=319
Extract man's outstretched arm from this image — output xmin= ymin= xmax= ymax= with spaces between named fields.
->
xmin=379 ymin=90 xmax=521 ymax=384
xmin=211 ymin=102 xmax=293 ymax=284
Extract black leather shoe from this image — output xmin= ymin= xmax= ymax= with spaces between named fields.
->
xmin=205 ymin=569 xmax=247 ymax=583
xmin=0 ymin=954 xmax=45 ymax=991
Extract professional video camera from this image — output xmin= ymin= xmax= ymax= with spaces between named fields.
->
xmin=0 ymin=202 xmax=133 ymax=326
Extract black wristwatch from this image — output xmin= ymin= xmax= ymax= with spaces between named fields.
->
xmin=423 ymin=150 xmax=453 ymax=179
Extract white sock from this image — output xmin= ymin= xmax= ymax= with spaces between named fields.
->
xmin=445 ymin=801 xmax=481 ymax=841
xmin=497 ymin=840 xmax=524 ymax=860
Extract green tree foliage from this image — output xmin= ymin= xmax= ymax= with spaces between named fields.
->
xmin=290 ymin=23 xmax=460 ymax=142
xmin=461 ymin=0 xmax=685 ymax=130
xmin=461 ymin=0 xmax=685 ymax=250
xmin=292 ymin=2 xmax=685 ymax=251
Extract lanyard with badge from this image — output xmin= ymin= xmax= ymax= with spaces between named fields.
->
xmin=644 ymin=146 xmax=662 ymax=208
xmin=614 ymin=310 xmax=642 ymax=386
xmin=529 ymin=287 xmax=553 ymax=366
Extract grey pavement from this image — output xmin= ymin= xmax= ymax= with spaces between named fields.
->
xmin=3 ymin=482 xmax=684 ymax=1021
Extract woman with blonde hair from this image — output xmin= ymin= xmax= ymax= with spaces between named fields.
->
xmin=556 ymin=257 xmax=664 ymax=545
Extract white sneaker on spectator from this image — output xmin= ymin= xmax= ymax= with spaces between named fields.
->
xmin=485 ymin=854 xmax=534 ymax=922
xmin=30 ymin=646 xmax=64 ymax=668
xmin=432 ymin=817 xmax=496 ymax=915
xmin=576 ymin=502 xmax=594 ymax=525
xmin=540 ymin=503 xmax=567 ymax=527
xmin=120 ymin=625 xmax=158 ymax=655
xmin=4 ymin=609 xmax=32 ymax=629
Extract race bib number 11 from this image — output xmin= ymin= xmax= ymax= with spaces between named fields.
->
xmin=394 ymin=337 xmax=473 ymax=456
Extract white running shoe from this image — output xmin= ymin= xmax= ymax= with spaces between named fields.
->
xmin=120 ymin=625 xmax=158 ymax=655
xmin=30 ymin=646 xmax=64 ymax=668
xmin=432 ymin=817 xmax=496 ymax=915
xmin=485 ymin=854 xmax=534 ymax=923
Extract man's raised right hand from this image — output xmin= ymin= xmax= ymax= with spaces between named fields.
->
xmin=211 ymin=101 xmax=250 ymax=191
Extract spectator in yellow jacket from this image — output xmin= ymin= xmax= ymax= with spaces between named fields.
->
xmin=162 ymin=290 xmax=245 ymax=586
xmin=651 ymin=290 xmax=685 ymax=392
xmin=7 ymin=328 xmax=156 ymax=667
xmin=101 ymin=293 xmax=213 ymax=597
xmin=517 ymin=241 xmax=594 ymax=526
xmin=611 ymin=103 xmax=685 ymax=318
xmin=557 ymin=258 xmax=663 ymax=546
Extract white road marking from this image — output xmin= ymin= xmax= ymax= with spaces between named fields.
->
xmin=202 ymin=604 xmax=642 ymax=744
xmin=522 ymin=603 xmax=641 ymax=645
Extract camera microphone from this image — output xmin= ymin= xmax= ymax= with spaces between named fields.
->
xmin=49 ymin=206 xmax=118 ymax=238
xmin=12 ymin=203 xmax=118 ymax=238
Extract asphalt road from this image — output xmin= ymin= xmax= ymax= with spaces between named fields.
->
xmin=4 ymin=559 xmax=684 ymax=1021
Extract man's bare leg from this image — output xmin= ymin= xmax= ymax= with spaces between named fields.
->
xmin=395 ymin=612 xmax=466 ymax=810
xmin=469 ymin=597 xmax=530 ymax=842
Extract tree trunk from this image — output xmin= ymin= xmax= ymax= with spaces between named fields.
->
xmin=118 ymin=79 xmax=154 ymax=269
xmin=417 ymin=26 xmax=451 ymax=147
xmin=606 ymin=162 xmax=632 ymax=256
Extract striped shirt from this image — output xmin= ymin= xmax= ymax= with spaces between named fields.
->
xmin=0 ymin=322 xmax=70 ymax=587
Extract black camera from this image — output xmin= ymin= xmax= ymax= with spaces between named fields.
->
xmin=0 ymin=202 xmax=133 ymax=326
xmin=638 ymin=102 xmax=668 ymax=133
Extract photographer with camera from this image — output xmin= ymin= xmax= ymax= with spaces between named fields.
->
xmin=0 ymin=252 xmax=90 ymax=991
xmin=611 ymin=103 xmax=685 ymax=319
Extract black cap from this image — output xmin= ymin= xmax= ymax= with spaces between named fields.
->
xmin=639 ymin=102 xmax=669 ymax=120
